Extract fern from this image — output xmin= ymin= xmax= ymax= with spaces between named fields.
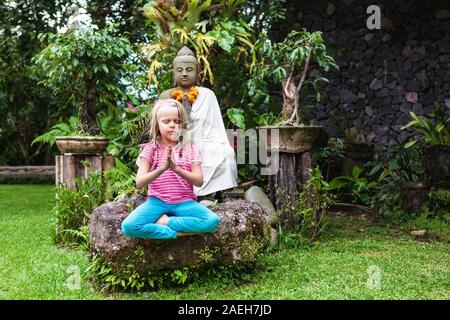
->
xmin=104 ymin=158 xmax=140 ymax=199
xmin=62 ymin=225 xmax=90 ymax=251
xmin=54 ymin=170 xmax=105 ymax=247
xmin=32 ymin=116 xmax=79 ymax=146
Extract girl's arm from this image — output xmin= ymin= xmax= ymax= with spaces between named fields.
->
xmin=136 ymin=158 xmax=167 ymax=188
xmin=173 ymin=163 xmax=203 ymax=187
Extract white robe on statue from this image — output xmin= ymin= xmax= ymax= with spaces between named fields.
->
xmin=189 ymin=87 xmax=238 ymax=196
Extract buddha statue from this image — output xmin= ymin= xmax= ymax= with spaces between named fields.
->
xmin=159 ymin=46 xmax=238 ymax=199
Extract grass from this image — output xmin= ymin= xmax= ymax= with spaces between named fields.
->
xmin=0 ymin=185 xmax=449 ymax=300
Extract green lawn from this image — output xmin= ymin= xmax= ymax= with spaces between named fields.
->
xmin=0 ymin=185 xmax=449 ymax=300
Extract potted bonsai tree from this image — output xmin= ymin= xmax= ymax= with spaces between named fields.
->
xmin=250 ymin=29 xmax=338 ymax=153
xmin=248 ymin=29 xmax=338 ymax=229
xmin=33 ymin=25 xmax=133 ymax=154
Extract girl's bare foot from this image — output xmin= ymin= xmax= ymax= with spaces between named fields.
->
xmin=156 ymin=214 xmax=169 ymax=225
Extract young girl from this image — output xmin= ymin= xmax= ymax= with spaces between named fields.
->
xmin=121 ymin=99 xmax=220 ymax=239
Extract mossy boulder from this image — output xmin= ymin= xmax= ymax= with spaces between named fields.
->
xmin=89 ymin=195 xmax=273 ymax=275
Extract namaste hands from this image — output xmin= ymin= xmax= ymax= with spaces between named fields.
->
xmin=163 ymin=146 xmax=177 ymax=171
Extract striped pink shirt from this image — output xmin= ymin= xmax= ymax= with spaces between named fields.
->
xmin=139 ymin=140 xmax=202 ymax=204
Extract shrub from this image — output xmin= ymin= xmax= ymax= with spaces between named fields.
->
xmin=296 ymin=167 xmax=335 ymax=242
xmin=86 ymin=249 xmax=262 ymax=292
xmin=103 ymin=158 xmax=141 ymax=200
xmin=429 ymin=187 xmax=450 ymax=215
xmin=34 ymin=26 xmax=134 ymax=135
xmin=314 ymin=137 xmax=346 ymax=180
xmin=54 ymin=170 xmax=105 ymax=248
xmin=328 ymin=166 xmax=377 ymax=206
xmin=366 ymin=141 xmax=425 ymax=217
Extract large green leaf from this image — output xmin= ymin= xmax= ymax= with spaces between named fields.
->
xmin=227 ymin=108 xmax=245 ymax=129
xmin=215 ymin=30 xmax=235 ymax=52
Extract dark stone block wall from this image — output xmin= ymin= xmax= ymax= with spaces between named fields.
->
xmin=274 ymin=0 xmax=450 ymax=149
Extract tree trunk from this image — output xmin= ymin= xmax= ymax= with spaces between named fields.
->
xmin=281 ymin=76 xmax=296 ymax=120
xmin=80 ymin=76 xmax=99 ymax=135
xmin=268 ymin=151 xmax=312 ymax=230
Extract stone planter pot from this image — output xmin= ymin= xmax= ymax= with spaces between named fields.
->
xmin=401 ymin=181 xmax=429 ymax=213
xmin=423 ymin=144 xmax=450 ymax=187
xmin=257 ymin=125 xmax=328 ymax=153
xmin=345 ymin=143 xmax=375 ymax=160
xmin=342 ymin=143 xmax=375 ymax=176
xmin=56 ymin=136 xmax=109 ymax=155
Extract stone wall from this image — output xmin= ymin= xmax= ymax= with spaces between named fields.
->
xmin=0 ymin=166 xmax=55 ymax=184
xmin=276 ymin=0 xmax=450 ymax=149
xmin=0 ymin=166 xmax=55 ymax=175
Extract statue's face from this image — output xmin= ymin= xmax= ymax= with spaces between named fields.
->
xmin=174 ymin=62 xmax=196 ymax=89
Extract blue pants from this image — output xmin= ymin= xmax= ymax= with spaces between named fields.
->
xmin=121 ymin=196 xmax=220 ymax=239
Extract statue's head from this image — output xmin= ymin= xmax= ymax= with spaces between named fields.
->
xmin=173 ymin=46 xmax=197 ymax=88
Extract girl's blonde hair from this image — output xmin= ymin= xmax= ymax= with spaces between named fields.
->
xmin=148 ymin=98 xmax=190 ymax=147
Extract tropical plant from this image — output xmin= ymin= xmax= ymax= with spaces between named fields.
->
xmin=254 ymin=112 xmax=279 ymax=127
xmin=54 ymin=169 xmax=106 ymax=247
xmin=315 ymin=137 xmax=346 ymax=181
xmin=34 ymin=25 xmax=134 ymax=135
xmin=32 ymin=99 xmax=152 ymax=167
xmin=248 ymin=29 xmax=338 ymax=125
xmin=142 ymin=0 xmax=254 ymax=87
xmin=226 ymin=107 xmax=246 ymax=129
xmin=104 ymin=158 xmax=142 ymax=200
xmin=328 ymin=166 xmax=377 ymax=205
xmin=32 ymin=116 xmax=80 ymax=147
xmin=368 ymin=140 xmax=424 ymax=182
xmin=401 ymin=104 xmax=450 ymax=147
xmin=97 ymin=101 xmax=153 ymax=164
xmin=363 ymin=140 xmax=428 ymax=216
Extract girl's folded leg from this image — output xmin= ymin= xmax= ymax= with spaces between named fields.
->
xmin=133 ymin=223 xmax=177 ymax=239
xmin=121 ymin=197 xmax=177 ymax=239
xmin=167 ymin=200 xmax=220 ymax=234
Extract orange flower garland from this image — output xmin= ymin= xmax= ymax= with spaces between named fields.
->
xmin=171 ymin=87 xmax=199 ymax=104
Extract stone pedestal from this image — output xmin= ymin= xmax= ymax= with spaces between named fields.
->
xmin=423 ymin=145 xmax=450 ymax=188
xmin=401 ymin=181 xmax=429 ymax=213
xmin=260 ymin=126 xmax=328 ymax=230
xmin=55 ymin=154 xmax=114 ymax=189
xmin=55 ymin=136 xmax=113 ymax=189
xmin=342 ymin=143 xmax=374 ymax=176
xmin=268 ymin=151 xmax=313 ymax=229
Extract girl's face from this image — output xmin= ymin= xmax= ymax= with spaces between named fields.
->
xmin=156 ymin=105 xmax=181 ymax=143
